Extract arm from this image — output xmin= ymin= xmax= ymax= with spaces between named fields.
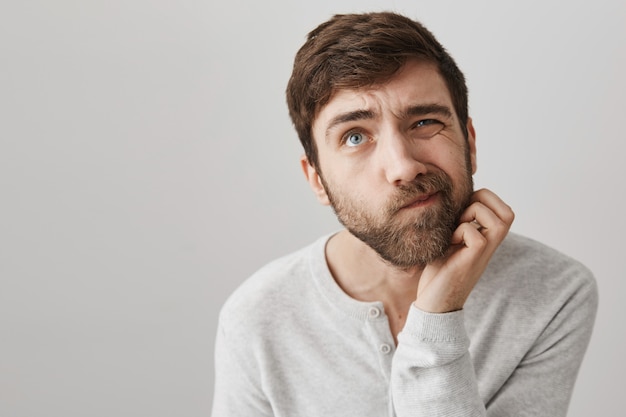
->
xmin=391 ymin=189 xmax=513 ymax=416
xmin=211 ymin=322 xmax=273 ymax=417
xmin=485 ymin=264 xmax=598 ymax=416
xmin=390 ymin=189 xmax=597 ymax=416
xmin=391 ymin=307 xmax=485 ymax=416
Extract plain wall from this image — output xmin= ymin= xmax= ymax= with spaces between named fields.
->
xmin=1 ymin=0 xmax=624 ymax=415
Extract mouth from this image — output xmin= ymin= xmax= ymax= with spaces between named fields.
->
xmin=400 ymin=191 xmax=439 ymax=210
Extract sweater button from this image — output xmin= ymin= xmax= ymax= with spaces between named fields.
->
xmin=368 ymin=307 xmax=381 ymax=319
xmin=380 ymin=344 xmax=392 ymax=354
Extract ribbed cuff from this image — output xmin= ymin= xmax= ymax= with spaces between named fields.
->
xmin=400 ymin=305 xmax=467 ymax=342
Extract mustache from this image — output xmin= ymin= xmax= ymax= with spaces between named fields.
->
xmin=387 ymin=172 xmax=452 ymax=214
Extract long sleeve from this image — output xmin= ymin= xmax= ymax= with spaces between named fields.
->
xmin=391 ymin=251 xmax=598 ymax=417
xmin=391 ymin=307 xmax=485 ymax=417
xmin=483 ymin=266 xmax=598 ymax=416
xmin=210 ymin=233 xmax=598 ymax=417
xmin=211 ymin=322 xmax=273 ymax=417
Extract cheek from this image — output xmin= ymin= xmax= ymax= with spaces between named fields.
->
xmin=445 ymin=140 xmax=472 ymax=170
xmin=328 ymin=178 xmax=385 ymax=216
xmin=437 ymin=146 xmax=473 ymax=190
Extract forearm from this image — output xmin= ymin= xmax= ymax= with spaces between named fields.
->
xmin=391 ymin=306 xmax=485 ymax=417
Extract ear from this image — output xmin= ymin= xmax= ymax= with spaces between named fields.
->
xmin=300 ymin=155 xmax=331 ymax=206
xmin=466 ymin=117 xmax=477 ymax=174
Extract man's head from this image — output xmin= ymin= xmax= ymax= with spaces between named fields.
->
xmin=287 ymin=12 xmax=476 ymax=268
xmin=286 ymin=11 xmax=469 ymax=171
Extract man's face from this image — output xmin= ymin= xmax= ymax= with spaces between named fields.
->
xmin=307 ymin=59 xmax=477 ymax=269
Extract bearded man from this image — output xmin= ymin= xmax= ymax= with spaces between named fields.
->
xmin=212 ymin=11 xmax=597 ymax=417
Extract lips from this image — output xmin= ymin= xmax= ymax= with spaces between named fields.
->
xmin=400 ymin=191 xmax=439 ymax=210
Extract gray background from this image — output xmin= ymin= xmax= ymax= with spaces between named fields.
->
xmin=1 ymin=0 xmax=624 ymax=415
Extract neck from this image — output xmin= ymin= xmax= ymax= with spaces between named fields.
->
xmin=325 ymin=230 xmax=421 ymax=341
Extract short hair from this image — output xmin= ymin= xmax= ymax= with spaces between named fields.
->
xmin=286 ymin=11 xmax=469 ymax=170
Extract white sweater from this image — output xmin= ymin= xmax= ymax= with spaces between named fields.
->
xmin=212 ymin=232 xmax=597 ymax=416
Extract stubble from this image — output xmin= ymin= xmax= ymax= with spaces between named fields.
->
xmin=322 ymin=168 xmax=473 ymax=269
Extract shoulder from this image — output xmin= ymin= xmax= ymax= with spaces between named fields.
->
xmin=217 ymin=235 xmax=329 ymax=335
xmin=466 ymin=234 xmax=598 ymax=404
xmin=489 ymin=232 xmax=595 ymax=286
xmin=477 ymin=232 xmax=598 ymax=311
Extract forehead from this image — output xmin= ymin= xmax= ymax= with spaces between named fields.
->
xmin=312 ymin=60 xmax=454 ymax=135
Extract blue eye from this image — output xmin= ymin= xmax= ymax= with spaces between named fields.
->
xmin=413 ymin=119 xmax=444 ymax=138
xmin=346 ymin=132 xmax=365 ymax=147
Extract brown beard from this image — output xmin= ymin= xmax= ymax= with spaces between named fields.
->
xmin=321 ymin=168 xmax=473 ymax=269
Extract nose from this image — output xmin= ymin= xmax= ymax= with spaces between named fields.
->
xmin=378 ymin=131 xmax=427 ymax=185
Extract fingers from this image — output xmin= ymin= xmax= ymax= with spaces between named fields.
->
xmin=415 ymin=188 xmax=514 ymax=313
xmin=450 ymin=220 xmax=488 ymax=250
xmin=456 ymin=189 xmax=514 ymax=243
xmin=462 ymin=189 xmax=515 ymax=229
xmin=449 ymin=189 xmax=515 ymax=274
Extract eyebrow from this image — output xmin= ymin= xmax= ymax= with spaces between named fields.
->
xmin=325 ymin=109 xmax=375 ymax=140
xmin=324 ymin=103 xmax=454 ymax=140
xmin=401 ymin=104 xmax=453 ymax=119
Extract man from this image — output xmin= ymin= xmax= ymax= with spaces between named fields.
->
xmin=212 ymin=12 xmax=597 ymax=416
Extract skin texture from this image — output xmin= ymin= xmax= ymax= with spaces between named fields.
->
xmin=301 ymin=59 xmax=514 ymax=324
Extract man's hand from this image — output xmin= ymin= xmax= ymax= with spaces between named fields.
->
xmin=414 ymin=189 xmax=515 ymax=313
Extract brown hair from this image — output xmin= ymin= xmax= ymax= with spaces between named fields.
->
xmin=286 ymin=11 xmax=469 ymax=170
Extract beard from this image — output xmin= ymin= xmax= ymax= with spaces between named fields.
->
xmin=321 ymin=165 xmax=473 ymax=269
